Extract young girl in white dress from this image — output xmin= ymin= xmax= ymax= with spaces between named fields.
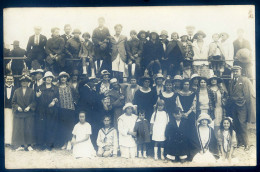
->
xmin=71 ymin=111 xmax=96 ymax=159
xmin=150 ymin=99 xmax=169 ymax=160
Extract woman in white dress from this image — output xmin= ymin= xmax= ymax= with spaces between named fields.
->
xmin=71 ymin=111 xmax=96 ymax=158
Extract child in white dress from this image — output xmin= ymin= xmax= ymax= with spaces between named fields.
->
xmin=150 ymin=99 xmax=169 ymax=160
xmin=71 ymin=111 xmax=96 ymax=158
xmin=118 ymin=103 xmax=138 ymax=158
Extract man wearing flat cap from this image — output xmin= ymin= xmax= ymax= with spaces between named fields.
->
xmin=26 ymin=26 xmax=47 ymax=69
xmin=228 ymin=65 xmax=255 ymax=151
xmin=65 ymin=28 xmax=82 ymax=74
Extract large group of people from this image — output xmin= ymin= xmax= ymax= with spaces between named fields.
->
xmin=4 ymin=17 xmax=256 ymax=164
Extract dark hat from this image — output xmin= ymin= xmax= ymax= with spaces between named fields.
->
xmin=139 ymin=75 xmax=153 ymax=85
xmin=31 ymin=69 xmax=44 ymax=74
xmin=72 ymin=29 xmax=81 ymax=35
xmin=11 ymin=40 xmax=19 ymax=46
xmin=194 ymin=30 xmax=206 ymax=39
xmin=19 ymin=75 xmax=32 ymax=82
xmin=137 ymin=30 xmax=149 ymax=39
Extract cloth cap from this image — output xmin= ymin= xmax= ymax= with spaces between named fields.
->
xmin=231 ymin=65 xmax=242 ymax=71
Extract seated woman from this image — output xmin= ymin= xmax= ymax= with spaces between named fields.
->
xmin=189 ymin=113 xmax=218 ymax=163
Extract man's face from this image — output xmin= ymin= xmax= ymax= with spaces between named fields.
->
xmin=36 ymin=73 xmax=43 ymax=80
xmin=151 ymin=33 xmax=157 ymax=40
xmin=34 ymin=28 xmax=41 ymax=35
xmin=21 ymin=81 xmax=29 ymax=87
xmin=156 ymin=78 xmax=163 ymax=85
xmin=212 ymin=34 xmax=219 ymax=42
xmin=64 ymin=26 xmax=72 ymax=35
xmin=130 ymin=33 xmax=136 ymax=39
xmin=186 ymin=28 xmax=194 ymax=35
xmin=233 ymin=69 xmax=241 ymax=78
xmin=98 ymin=19 xmax=105 ymax=27
xmin=53 ymin=29 xmax=60 ymax=37
xmin=115 ymin=26 xmax=122 ymax=35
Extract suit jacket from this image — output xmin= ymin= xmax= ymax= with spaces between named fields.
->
xmin=126 ymin=38 xmax=143 ymax=61
xmin=10 ymin=47 xmax=26 ymax=75
xmin=45 ymin=36 xmax=65 ymax=55
xmin=61 ymin=34 xmax=72 ymax=43
xmin=92 ymin=27 xmax=111 ymax=59
xmin=233 ymin=38 xmax=251 ymax=57
xmin=142 ymin=40 xmax=164 ymax=64
xmin=228 ymin=76 xmax=256 ymax=123
xmin=5 ymin=85 xmax=16 ymax=108
xmin=12 ymin=87 xmax=36 ymax=118
xmin=26 ymin=34 xmax=47 ymax=55
xmin=109 ymin=35 xmax=127 ymax=62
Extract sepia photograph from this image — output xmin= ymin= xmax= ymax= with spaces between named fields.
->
xmin=3 ymin=5 xmax=256 ymax=169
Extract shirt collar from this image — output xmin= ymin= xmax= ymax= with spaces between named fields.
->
xmin=5 ymin=83 xmax=14 ymax=87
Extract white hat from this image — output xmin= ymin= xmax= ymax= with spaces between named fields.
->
xmin=43 ymin=71 xmax=55 ymax=79
xmin=190 ymin=73 xmax=200 ymax=80
xmin=197 ymin=113 xmax=212 ymax=124
xmin=58 ymin=71 xmax=70 ymax=79
xmin=155 ymin=73 xmax=165 ymax=80
xmin=173 ymin=75 xmax=183 ymax=80
xmin=123 ymin=103 xmax=136 ymax=111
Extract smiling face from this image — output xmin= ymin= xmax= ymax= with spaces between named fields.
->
xmin=5 ymin=76 xmax=14 ymax=85
xmin=79 ymin=112 xmax=86 ymax=124
xmin=223 ymin=120 xmax=230 ymax=130
xmin=102 ymin=97 xmax=110 ymax=106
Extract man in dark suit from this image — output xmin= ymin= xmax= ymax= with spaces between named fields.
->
xmin=10 ymin=40 xmax=26 ymax=76
xmin=26 ymin=26 xmax=47 ymax=70
xmin=61 ymin=24 xmax=72 ymax=43
xmin=228 ymin=66 xmax=255 ymax=151
xmin=186 ymin=26 xmax=196 ymax=42
xmin=233 ymin=28 xmax=251 ymax=58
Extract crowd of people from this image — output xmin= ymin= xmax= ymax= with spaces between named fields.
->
xmin=4 ymin=17 xmax=256 ymax=164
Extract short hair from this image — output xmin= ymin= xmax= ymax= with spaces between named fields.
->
xmin=51 ymin=27 xmax=60 ymax=33
xmin=171 ymin=32 xmax=179 ymax=39
xmin=173 ymin=107 xmax=182 ymax=114
xmin=114 ymin=24 xmax=123 ymax=29
xmin=64 ymin=24 xmax=71 ymax=29
xmin=130 ymin=30 xmax=137 ymax=35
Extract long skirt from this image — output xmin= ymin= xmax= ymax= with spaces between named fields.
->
xmin=4 ymin=108 xmax=13 ymax=144
xmin=12 ymin=114 xmax=35 ymax=146
xmin=58 ymin=108 xmax=76 ymax=146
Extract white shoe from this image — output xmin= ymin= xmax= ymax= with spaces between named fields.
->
xmin=161 ymin=155 xmax=165 ymax=160
xmin=15 ymin=147 xmax=24 ymax=151
xmin=28 ymin=146 xmax=34 ymax=151
xmin=66 ymin=142 xmax=72 ymax=150
xmin=154 ymin=155 xmax=158 ymax=160
xmin=138 ymin=152 xmax=143 ymax=158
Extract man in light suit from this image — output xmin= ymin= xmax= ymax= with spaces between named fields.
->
xmin=228 ymin=66 xmax=255 ymax=151
xmin=108 ymin=24 xmax=128 ymax=82
xmin=26 ymin=26 xmax=47 ymax=70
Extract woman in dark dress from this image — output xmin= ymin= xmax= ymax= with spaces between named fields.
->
xmin=35 ymin=71 xmax=59 ymax=150
xmin=133 ymin=75 xmax=157 ymax=121
xmin=57 ymin=71 xmax=76 ymax=150
xmin=159 ymin=77 xmax=176 ymax=115
xmin=12 ymin=75 xmax=36 ymax=151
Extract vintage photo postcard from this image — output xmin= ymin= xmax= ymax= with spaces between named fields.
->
xmin=3 ymin=5 xmax=256 ymax=169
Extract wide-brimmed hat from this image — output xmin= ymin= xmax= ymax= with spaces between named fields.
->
xmin=173 ymin=75 xmax=183 ymax=81
xmin=137 ymin=30 xmax=149 ymax=39
xmin=139 ymin=75 xmax=153 ymax=85
xmin=19 ymin=75 xmax=32 ymax=82
xmin=43 ymin=71 xmax=55 ymax=79
xmin=72 ymin=29 xmax=81 ymax=35
xmin=31 ymin=69 xmax=44 ymax=74
xmin=58 ymin=71 xmax=70 ymax=79
xmin=197 ymin=113 xmax=212 ymax=124
xmin=160 ymin=30 xmax=168 ymax=38
xmin=194 ymin=30 xmax=206 ymax=39
xmin=190 ymin=73 xmax=201 ymax=80
xmin=208 ymin=74 xmax=222 ymax=83
xmin=123 ymin=102 xmax=136 ymax=111
xmin=154 ymin=73 xmax=165 ymax=81
xmin=101 ymin=70 xmax=110 ymax=76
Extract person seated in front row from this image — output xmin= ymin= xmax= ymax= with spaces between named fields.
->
xmin=97 ymin=115 xmax=118 ymax=157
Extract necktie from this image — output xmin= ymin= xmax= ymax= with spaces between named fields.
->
xmin=35 ymin=35 xmax=39 ymax=45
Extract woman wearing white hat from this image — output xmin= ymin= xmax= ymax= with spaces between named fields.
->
xmin=117 ymin=103 xmax=138 ymax=158
xmin=35 ymin=71 xmax=59 ymax=150
xmin=29 ymin=69 xmax=44 ymax=91
xmin=189 ymin=113 xmax=218 ymax=163
xmin=57 ymin=71 xmax=77 ymax=150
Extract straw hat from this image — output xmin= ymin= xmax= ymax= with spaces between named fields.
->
xmin=154 ymin=73 xmax=165 ymax=81
xmin=123 ymin=103 xmax=136 ymax=111
xmin=197 ymin=113 xmax=212 ymax=124
xmin=43 ymin=71 xmax=55 ymax=79
xmin=173 ymin=75 xmax=183 ymax=81
xmin=58 ymin=71 xmax=70 ymax=79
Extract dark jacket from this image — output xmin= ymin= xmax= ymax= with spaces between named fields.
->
xmin=5 ymin=85 xmax=16 ymax=108
xmin=26 ymin=34 xmax=47 ymax=57
xmin=166 ymin=40 xmax=185 ymax=65
xmin=45 ymin=36 xmax=65 ymax=55
xmin=79 ymin=40 xmax=95 ymax=58
xmin=65 ymin=37 xmax=82 ymax=59
xmin=233 ymin=38 xmax=251 ymax=57
xmin=126 ymin=37 xmax=143 ymax=62
xmin=134 ymin=118 xmax=150 ymax=144
xmin=142 ymin=40 xmax=164 ymax=65
xmin=10 ymin=47 xmax=26 ymax=75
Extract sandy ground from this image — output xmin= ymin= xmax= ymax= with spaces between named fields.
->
xmin=5 ymin=124 xmax=256 ymax=169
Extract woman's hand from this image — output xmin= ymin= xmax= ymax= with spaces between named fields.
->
xmin=17 ymin=107 xmax=23 ymax=112
xmin=24 ymin=106 xmax=30 ymax=112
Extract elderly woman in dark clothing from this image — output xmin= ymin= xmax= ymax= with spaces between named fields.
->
xmin=133 ymin=75 xmax=157 ymax=121
xmin=45 ymin=27 xmax=65 ymax=75
xmin=143 ymin=31 xmax=164 ymax=76
xmin=35 ymin=71 xmax=59 ymax=150
xmin=12 ymin=75 xmax=36 ymax=151
xmin=65 ymin=29 xmax=82 ymax=74
xmin=106 ymin=78 xmax=125 ymax=129
xmin=126 ymin=30 xmax=143 ymax=78
xmin=166 ymin=32 xmax=185 ymax=76
xmin=57 ymin=71 xmax=77 ymax=150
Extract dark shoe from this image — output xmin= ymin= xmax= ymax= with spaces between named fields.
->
xmin=244 ymin=145 xmax=250 ymax=151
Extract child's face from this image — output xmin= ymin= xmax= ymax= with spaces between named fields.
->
xmin=140 ymin=33 xmax=146 ymax=39
xmin=139 ymin=113 xmax=145 ymax=120
xmin=79 ymin=113 xmax=86 ymax=123
xmin=83 ymin=36 xmax=90 ymax=41
xmin=5 ymin=76 xmax=14 ymax=85
xmin=174 ymin=112 xmax=182 ymax=120
xmin=161 ymin=35 xmax=167 ymax=40
xmin=103 ymin=117 xmax=111 ymax=127
xmin=181 ymin=36 xmax=188 ymax=42
xmin=200 ymin=79 xmax=207 ymax=88
xmin=200 ymin=119 xmax=208 ymax=126
xmin=126 ymin=107 xmax=133 ymax=114
xmin=210 ymin=79 xmax=217 ymax=85
xmin=223 ymin=120 xmax=230 ymax=130
xmin=157 ymin=104 xmax=164 ymax=111
xmin=130 ymin=78 xmax=137 ymax=86
xmin=212 ymin=34 xmax=219 ymax=42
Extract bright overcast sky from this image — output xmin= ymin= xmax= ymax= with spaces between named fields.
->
xmin=4 ymin=6 xmax=255 ymax=50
